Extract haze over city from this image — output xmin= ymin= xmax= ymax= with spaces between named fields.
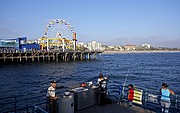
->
xmin=0 ymin=0 xmax=180 ymax=48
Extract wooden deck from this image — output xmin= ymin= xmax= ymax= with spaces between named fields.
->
xmin=76 ymin=103 xmax=155 ymax=113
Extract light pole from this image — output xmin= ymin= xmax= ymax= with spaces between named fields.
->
xmin=73 ymin=33 xmax=77 ymax=51
xmin=62 ymin=38 xmax=65 ymax=52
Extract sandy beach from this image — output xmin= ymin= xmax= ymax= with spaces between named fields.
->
xmin=101 ymin=50 xmax=180 ymax=54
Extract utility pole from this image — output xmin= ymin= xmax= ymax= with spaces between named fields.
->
xmin=73 ymin=33 xmax=77 ymax=51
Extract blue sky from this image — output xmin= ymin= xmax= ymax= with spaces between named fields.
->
xmin=0 ymin=0 xmax=180 ymax=47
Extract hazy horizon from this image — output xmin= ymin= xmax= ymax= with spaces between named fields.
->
xmin=0 ymin=0 xmax=180 ymax=48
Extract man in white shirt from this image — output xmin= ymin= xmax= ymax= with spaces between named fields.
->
xmin=47 ymin=80 xmax=56 ymax=98
xmin=46 ymin=80 xmax=57 ymax=113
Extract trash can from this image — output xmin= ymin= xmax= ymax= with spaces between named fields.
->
xmin=58 ymin=92 xmax=74 ymax=113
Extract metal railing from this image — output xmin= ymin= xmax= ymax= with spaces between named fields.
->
xmin=32 ymin=105 xmax=48 ymax=113
xmin=0 ymin=82 xmax=179 ymax=113
xmin=107 ymin=81 xmax=180 ymax=113
xmin=0 ymin=48 xmax=103 ymax=53
xmin=0 ymin=93 xmax=47 ymax=113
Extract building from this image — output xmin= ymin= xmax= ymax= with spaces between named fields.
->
xmin=27 ymin=39 xmax=38 ymax=44
xmin=0 ymin=37 xmax=40 ymax=51
xmin=124 ymin=44 xmax=138 ymax=51
xmin=113 ymin=45 xmax=124 ymax=51
xmin=142 ymin=44 xmax=151 ymax=49
xmin=77 ymin=42 xmax=88 ymax=51
xmin=78 ymin=42 xmax=87 ymax=48
xmin=0 ymin=39 xmax=17 ymax=49
xmin=87 ymin=41 xmax=104 ymax=51
xmin=0 ymin=37 xmax=27 ymax=50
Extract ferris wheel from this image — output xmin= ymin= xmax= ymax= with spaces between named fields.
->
xmin=44 ymin=19 xmax=74 ymax=39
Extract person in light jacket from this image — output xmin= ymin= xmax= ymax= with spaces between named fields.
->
xmin=46 ymin=80 xmax=58 ymax=113
xmin=160 ymin=83 xmax=174 ymax=113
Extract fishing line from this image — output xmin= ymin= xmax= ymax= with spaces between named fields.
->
xmin=122 ymin=74 xmax=128 ymax=96
xmin=121 ymin=69 xmax=129 ymax=99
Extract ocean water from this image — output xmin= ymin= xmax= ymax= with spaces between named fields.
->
xmin=0 ymin=52 xmax=180 ymax=99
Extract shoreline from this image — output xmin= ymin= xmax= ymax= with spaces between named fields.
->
xmin=101 ymin=50 xmax=180 ymax=54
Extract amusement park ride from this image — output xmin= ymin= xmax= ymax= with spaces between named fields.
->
xmin=38 ymin=19 xmax=77 ymax=52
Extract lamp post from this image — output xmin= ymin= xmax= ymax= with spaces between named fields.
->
xmin=73 ymin=33 xmax=77 ymax=51
xmin=47 ymin=38 xmax=49 ymax=51
xmin=62 ymin=38 xmax=65 ymax=52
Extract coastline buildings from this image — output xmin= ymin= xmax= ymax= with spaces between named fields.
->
xmin=0 ymin=37 xmax=40 ymax=51
xmin=78 ymin=41 xmax=105 ymax=51
xmin=142 ymin=44 xmax=151 ymax=49
xmin=1 ymin=36 xmax=179 ymax=52
xmin=0 ymin=39 xmax=17 ymax=49
xmin=124 ymin=44 xmax=138 ymax=51
xmin=87 ymin=41 xmax=104 ymax=51
xmin=77 ymin=41 xmax=154 ymax=51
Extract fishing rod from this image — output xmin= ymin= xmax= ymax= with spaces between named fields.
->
xmin=122 ymin=74 xmax=128 ymax=97
xmin=119 ymin=69 xmax=130 ymax=100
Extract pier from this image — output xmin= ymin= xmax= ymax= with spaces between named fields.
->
xmin=1 ymin=83 xmax=179 ymax=113
xmin=0 ymin=51 xmax=103 ymax=63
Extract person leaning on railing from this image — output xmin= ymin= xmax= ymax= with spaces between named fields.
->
xmin=46 ymin=80 xmax=59 ymax=113
xmin=160 ymin=83 xmax=174 ymax=113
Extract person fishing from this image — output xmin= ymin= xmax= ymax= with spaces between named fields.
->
xmin=46 ymin=80 xmax=59 ymax=113
xmin=98 ymin=73 xmax=108 ymax=106
xmin=97 ymin=73 xmax=108 ymax=85
xmin=128 ymin=84 xmax=134 ymax=110
xmin=160 ymin=83 xmax=174 ymax=113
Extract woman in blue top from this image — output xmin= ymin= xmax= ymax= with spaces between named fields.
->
xmin=160 ymin=83 xmax=174 ymax=113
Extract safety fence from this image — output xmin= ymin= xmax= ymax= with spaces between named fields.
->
xmin=0 ymin=93 xmax=47 ymax=113
xmin=107 ymin=81 xmax=180 ymax=113
xmin=0 ymin=82 xmax=179 ymax=113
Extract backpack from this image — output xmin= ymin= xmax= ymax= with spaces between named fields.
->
xmin=99 ymin=80 xmax=107 ymax=92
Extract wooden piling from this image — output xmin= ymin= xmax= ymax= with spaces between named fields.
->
xmin=73 ymin=53 xmax=76 ymax=61
xmin=37 ymin=53 xmax=40 ymax=62
xmin=80 ymin=53 xmax=83 ymax=60
xmin=11 ymin=54 xmax=14 ymax=62
xmin=48 ymin=53 xmax=50 ymax=62
xmin=56 ymin=53 xmax=59 ymax=62
xmin=19 ymin=53 xmax=22 ymax=62
xmin=32 ymin=53 xmax=34 ymax=62
xmin=3 ymin=54 xmax=6 ymax=62
xmin=25 ymin=53 xmax=27 ymax=62
xmin=42 ymin=53 xmax=44 ymax=62
xmin=87 ymin=53 xmax=90 ymax=60
xmin=0 ymin=51 xmax=102 ymax=64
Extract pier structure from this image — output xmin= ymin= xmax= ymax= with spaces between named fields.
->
xmin=0 ymin=51 xmax=102 ymax=63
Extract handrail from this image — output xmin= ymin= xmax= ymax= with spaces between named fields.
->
xmin=107 ymin=81 xmax=180 ymax=113
xmin=32 ymin=105 xmax=48 ymax=113
xmin=0 ymin=82 xmax=179 ymax=113
xmin=0 ymin=93 xmax=47 ymax=113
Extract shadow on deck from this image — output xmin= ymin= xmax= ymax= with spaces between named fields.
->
xmin=76 ymin=103 xmax=155 ymax=113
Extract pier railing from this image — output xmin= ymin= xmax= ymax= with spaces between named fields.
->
xmin=107 ymin=81 xmax=180 ymax=113
xmin=1 ymin=81 xmax=179 ymax=113
xmin=0 ymin=50 xmax=103 ymax=63
xmin=0 ymin=93 xmax=47 ymax=113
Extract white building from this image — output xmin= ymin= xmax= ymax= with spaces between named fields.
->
xmin=78 ymin=42 xmax=87 ymax=48
xmin=114 ymin=45 xmax=124 ymax=51
xmin=87 ymin=41 xmax=104 ymax=51
xmin=142 ymin=44 xmax=151 ymax=49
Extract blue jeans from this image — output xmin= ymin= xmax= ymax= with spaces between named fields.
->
xmin=161 ymin=100 xmax=171 ymax=113
xmin=128 ymin=100 xmax=132 ymax=109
